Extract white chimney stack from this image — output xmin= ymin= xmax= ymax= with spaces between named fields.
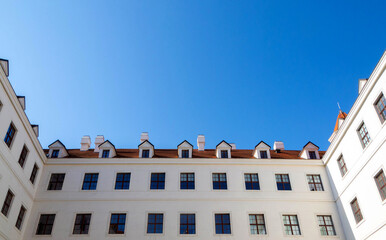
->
xmin=358 ymin=79 xmax=368 ymax=95
xmin=94 ymin=135 xmax=105 ymax=152
xmin=230 ymin=143 xmax=236 ymax=150
xmin=140 ymin=132 xmax=149 ymax=143
xmin=80 ymin=135 xmax=91 ymax=151
xmin=197 ymin=135 xmax=205 ymax=151
xmin=273 ymin=141 xmax=285 ymax=152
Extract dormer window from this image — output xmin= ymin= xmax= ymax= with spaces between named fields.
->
xmin=221 ymin=150 xmax=228 ymax=158
xmin=300 ymin=142 xmax=320 ymax=160
xmin=177 ymin=140 xmax=193 ymax=158
xmin=260 ymin=150 xmax=268 ymax=159
xmin=51 ymin=150 xmax=59 ymax=158
xmin=253 ymin=141 xmax=271 ymax=159
xmin=102 ymin=150 xmax=110 ymax=158
xmin=142 ymin=149 xmax=150 ymax=158
xmin=182 ymin=150 xmax=189 ymax=158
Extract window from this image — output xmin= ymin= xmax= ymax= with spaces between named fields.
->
xmin=30 ymin=163 xmax=39 ymax=184
xmin=213 ymin=173 xmax=227 ymax=190
xmin=350 ymin=198 xmax=363 ymax=223
xmin=147 ymin=213 xmax=163 ymax=234
xmin=375 ymin=93 xmax=386 ymax=122
xmin=181 ymin=149 xmax=189 ymax=158
xmin=337 ymin=155 xmax=347 ymax=177
xmin=317 ymin=215 xmax=336 ymax=236
xmin=4 ymin=122 xmax=16 ymax=148
xmin=36 ymin=214 xmax=55 ymax=235
xmin=309 ymin=151 xmax=317 ymax=159
xmin=15 ymin=205 xmax=26 ymax=230
xmin=275 ymin=174 xmax=291 ymax=190
xmin=215 ymin=213 xmax=231 ymax=234
xmin=375 ymin=170 xmax=386 ymax=200
xmin=283 ymin=215 xmax=301 ymax=235
xmin=358 ymin=123 xmax=371 ymax=148
xmin=307 ymin=174 xmax=324 ymax=191
xmin=260 ymin=150 xmax=268 ymax=159
xmin=51 ymin=150 xmax=59 ymax=158
xmin=0 ymin=100 xmax=2 ymax=111
xmin=150 ymin=173 xmax=165 ymax=190
xmin=18 ymin=145 xmax=29 ymax=168
xmin=220 ymin=150 xmax=228 ymax=158
xmin=245 ymin=173 xmax=260 ymax=190
xmin=102 ymin=150 xmax=110 ymax=158
xmin=142 ymin=149 xmax=150 ymax=158
xmin=73 ymin=214 xmax=91 ymax=235
xmin=47 ymin=173 xmax=65 ymax=190
xmin=82 ymin=173 xmax=99 ymax=190
xmin=109 ymin=214 xmax=126 ymax=234
xmin=180 ymin=214 xmax=195 ymax=235
xmin=180 ymin=173 xmax=195 ymax=190
xmin=1 ymin=190 xmax=14 ymax=217
xmin=249 ymin=214 xmax=266 ymax=235
xmin=115 ymin=173 xmax=131 ymax=190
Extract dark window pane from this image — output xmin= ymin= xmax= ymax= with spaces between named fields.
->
xmin=221 ymin=150 xmax=228 ymax=158
xmin=215 ymin=214 xmax=231 ymax=234
xmin=142 ymin=149 xmax=150 ymax=158
xmin=260 ymin=151 xmax=268 ymax=159
xmin=213 ymin=173 xmax=227 ymax=190
xmin=82 ymin=173 xmax=99 ymax=190
xmin=73 ymin=214 xmax=91 ymax=235
xmin=30 ymin=164 xmax=39 ymax=184
xmin=15 ymin=206 xmax=27 ymax=230
xmin=182 ymin=150 xmax=189 ymax=158
xmin=276 ymin=174 xmax=291 ymax=190
xmin=180 ymin=173 xmax=195 ymax=190
xmin=36 ymin=214 xmax=56 ymax=235
xmin=47 ymin=173 xmax=65 ymax=190
xmin=245 ymin=174 xmax=260 ymax=190
xmin=147 ymin=214 xmax=163 ymax=234
xmin=309 ymin=151 xmax=317 ymax=159
xmin=375 ymin=170 xmax=386 ymax=200
xmin=1 ymin=190 xmax=14 ymax=217
xmin=102 ymin=150 xmax=110 ymax=158
xmin=18 ymin=145 xmax=29 ymax=168
xmin=115 ymin=173 xmax=131 ymax=190
xmin=4 ymin=123 xmax=17 ymax=148
xmin=51 ymin=150 xmax=59 ymax=158
xmin=150 ymin=173 xmax=165 ymax=190
xmin=109 ymin=214 xmax=126 ymax=234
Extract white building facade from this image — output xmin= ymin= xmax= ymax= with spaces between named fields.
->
xmin=0 ymin=52 xmax=385 ymax=239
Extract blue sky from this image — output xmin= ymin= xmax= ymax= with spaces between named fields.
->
xmin=1 ymin=1 xmax=385 ymax=150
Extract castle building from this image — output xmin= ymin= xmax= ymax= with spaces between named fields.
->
xmin=0 ymin=52 xmax=385 ymax=240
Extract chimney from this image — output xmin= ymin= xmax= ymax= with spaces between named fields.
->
xmin=358 ymin=79 xmax=368 ymax=95
xmin=140 ymin=132 xmax=149 ymax=143
xmin=197 ymin=135 xmax=205 ymax=151
xmin=230 ymin=143 xmax=236 ymax=150
xmin=17 ymin=96 xmax=26 ymax=110
xmin=31 ymin=125 xmax=39 ymax=137
xmin=273 ymin=141 xmax=284 ymax=152
xmin=80 ymin=135 xmax=91 ymax=151
xmin=94 ymin=135 xmax=105 ymax=152
xmin=0 ymin=59 xmax=9 ymax=77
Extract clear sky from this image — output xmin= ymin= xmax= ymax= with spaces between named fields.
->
xmin=1 ymin=1 xmax=385 ymax=150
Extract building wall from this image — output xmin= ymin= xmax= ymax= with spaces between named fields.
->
xmin=23 ymin=158 xmax=345 ymax=239
xmin=323 ymin=52 xmax=386 ymax=239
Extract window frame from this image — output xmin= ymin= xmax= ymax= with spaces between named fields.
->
xmin=47 ymin=173 xmax=66 ymax=191
xmin=180 ymin=172 xmax=195 ymax=190
xmin=306 ymin=174 xmax=324 ymax=191
xmin=114 ymin=172 xmax=131 ymax=190
xmin=15 ymin=205 xmax=27 ymax=231
xmin=357 ymin=122 xmax=371 ymax=148
xmin=374 ymin=92 xmax=386 ymax=123
xmin=316 ymin=215 xmax=336 ymax=236
xmin=350 ymin=197 xmax=364 ymax=224
xmin=248 ymin=214 xmax=267 ymax=235
xmin=101 ymin=149 xmax=110 ymax=158
xmin=282 ymin=214 xmax=301 ymax=236
xmin=142 ymin=149 xmax=150 ymax=158
xmin=308 ymin=151 xmax=317 ymax=159
xmin=214 ymin=213 xmax=232 ymax=235
xmin=275 ymin=174 xmax=292 ymax=191
xmin=82 ymin=173 xmax=99 ymax=191
xmin=259 ymin=150 xmax=268 ymax=159
xmin=179 ymin=213 xmax=196 ymax=235
xmin=212 ymin=173 xmax=228 ymax=190
xmin=146 ymin=213 xmax=164 ymax=234
xmin=18 ymin=145 xmax=29 ymax=168
xmin=244 ymin=173 xmax=260 ymax=190
xmin=337 ymin=155 xmax=347 ymax=177
xmin=30 ymin=163 xmax=39 ymax=185
xmin=72 ymin=213 xmax=92 ymax=235
xmin=4 ymin=122 xmax=17 ymax=148
xmin=374 ymin=169 xmax=386 ymax=201
xmin=150 ymin=172 xmax=166 ymax=190
xmin=51 ymin=149 xmax=60 ymax=158
xmin=181 ymin=149 xmax=190 ymax=158
xmin=1 ymin=189 xmax=14 ymax=217
xmin=108 ymin=213 xmax=126 ymax=235
xmin=35 ymin=213 xmax=56 ymax=236
xmin=220 ymin=150 xmax=228 ymax=158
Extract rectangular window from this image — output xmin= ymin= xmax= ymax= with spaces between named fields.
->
xmin=147 ymin=213 xmax=163 ymax=234
xmin=4 ymin=122 xmax=16 ymax=148
xmin=375 ymin=170 xmax=386 ymax=200
xmin=350 ymin=198 xmax=363 ymax=223
xmin=245 ymin=173 xmax=260 ymax=190
xmin=358 ymin=123 xmax=371 ymax=148
xmin=1 ymin=190 xmax=14 ymax=217
xmin=337 ymin=155 xmax=347 ymax=177
xmin=180 ymin=214 xmax=195 ymax=235
xmin=73 ymin=213 xmax=91 ymax=235
xmin=220 ymin=150 xmax=228 ymax=158
xmin=18 ymin=145 xmax=29 ymax=168
xmin=109 ymin=213 xmax=126 ymax=234
xmin=309 ymin=151 xmax=317 ymax=159
xmin=249 ymin=214 xmax=266 ymax=235
xmin=307 ymin=174 xmax=324 ymax=191
xmin=283 ymin=215 xmax=301 ymax=235
xmin=180 ymin=173 xmax=195 ymax=190
xmin=181 ymin=149 xmax=189 ymax=158
xmin=0 ymin=100 xmax=2 ymax=111
xmin=30 ymin=163 xmax=39 ymax=184
xmin=150 ymin=173 xmax=165 ymax=190
xmin=213 ymin=173 xmax=227 ymax=190
xmin=36 ymin=214 xmax=55 ymax=235
xmin=317 ymin=215 xmax=336 ymax=236
xmin=82 ymin=173 xmax=99 ymax=190
xmin=276 ymin=174 xmax=291 ymax=190
xmin=51 ymin=150 xmax=59 ymax=158
xmin=115 ymin=173 xmax=131 ymax=190
xmin=15 ymin=205 xmax=26 ymax=230
xmin=260 ymin=150 xmax=268 ymax=159
xmin=102 ymin=150 xmax=110 ymax=158
xmin=215 ymin=213 xmax=231 ymax=234
xmin=142 ymin=149 xmax=150 ymax=158
xmin=375 ymin=93 xmax=386 ymax=122
xmin=47 ymin=173 xmax=65 ymax=190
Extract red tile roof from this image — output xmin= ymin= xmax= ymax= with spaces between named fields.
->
xmin=334 ymin=110 xmax=348 ymax=132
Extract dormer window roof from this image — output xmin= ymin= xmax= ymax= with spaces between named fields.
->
xmin=48 ymin=140 xmax=69 ymax=158
xmin=138 ymin=140 xmax=154 ymax=158
xmin=216 ymin=140 xmax=232 ymax=159
xmin=253 ymin=141 xmax=271 ymax=159
xmin=177 ymin=140 xmax=193 ymax=158
xmin=300 ymin=141 xmax=320 ymax=159
xmin=98 ymin=140 xmax=116 ymax=158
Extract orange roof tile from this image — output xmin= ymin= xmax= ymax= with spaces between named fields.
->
xmin=334 ymin=110 xmax=348 ymax=132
